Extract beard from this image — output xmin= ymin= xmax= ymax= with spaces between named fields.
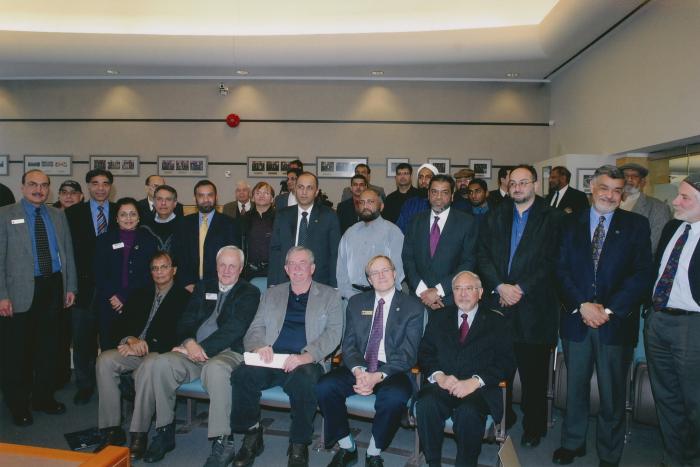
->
xmin=457 ymin=187 xmax=468 ymax=196
xmin=198 ymin=203 xmax=215 ymax=214
xmin=360 ymin=209 xmax=381 ymax=222
xmin=624 ymin=185 xmax=640 ymax=195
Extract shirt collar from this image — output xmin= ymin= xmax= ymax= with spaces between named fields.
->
xmin=431 ymin=206 xmax=450 ymax=220
xmin=218 ymin=282 xmax=235 ymax=293
xmin=21 ymin=198 xmax=43 ymax=213
xmin=154 ymin=212 xmax=176 ymax=223
xmin=376 ymin=288 xmax=396 ymax=304
xmin=156 ymin=282 xmax=174 ymax=298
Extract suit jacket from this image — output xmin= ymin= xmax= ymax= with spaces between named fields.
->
xmin=476 ymin=197 xmax=563 ymax=345
xmin=136 ymin=198 xmax=184 ymax=221
xmin=655 ymin=219 xmax=700 ymax=307
xmin=268 ymin=204 xmax=341 ymax=287
xmin=177 ymin=211 xmax=241 ymax=287
xmin=65 ymin=201 xmax=118 ymax=308
xmin=546 ymin=185 xmax=589 ymax=214
xmin=0 ymin=202 xmax=77 ymax=313
xmin=556 ymin=208 xmax=653 ymax=345
xmin=402 ymin=208 xmax=478 ymax=305
xmin=488 ymin=189 xmax=507 ymax=206
xmin=178 ymin=278 xmax=260 ymax=356
xmin=342 ymin=290 xmax=424 ymax=377
xmin=341 ymin=184 xmax=386 ymax=203
xmin=418 ymin=305 xmax=515 ymax=421
xmin=275 ymin=193 xmax=292 ymax=210
xmin=631 ymin=193 xmax=672 ymax=254
xmin=243 ymin=281 xmax=343 ymax=366
xmin=223 ymin=201 xmax=254 ymax=220
xmin=110 ymin=284 xmax=191 ymax=354
xmin=336 ymin=198 xmax=360 ymax=234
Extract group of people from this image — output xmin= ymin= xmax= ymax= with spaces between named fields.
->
xmin=0 ymin=156 xmax=698 ymax=467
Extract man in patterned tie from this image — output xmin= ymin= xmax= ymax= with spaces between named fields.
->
xmin=0 ymin=170 xmax=77 ymax=426
xmin=645 ymin=173 xmax=700 ymax=467
xmin=316 ymin=255 xmax=424 ymax=467
xmin=554 ymin=165 xmax=652 ymax=467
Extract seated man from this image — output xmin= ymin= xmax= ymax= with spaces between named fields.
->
xmin=416 ymin=271 xmax=515 ymax=467
xmin=94 ymin=251 xmax=190 ymax=457
xmin=230 ymin=246 xmax=343 ymax=467
xmin=138 ymin=246 xmax=260 ymax=465
xmin=317 ymin=255 xmax=424 ymax=466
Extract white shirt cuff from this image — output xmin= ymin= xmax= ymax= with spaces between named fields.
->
xmin=472 ymin=375 xmax=485 ymax=388
xmin=428 ymin=371 xmax=444 ymax=384
xmin=435 ymin=284 xmax=445 ymax=297
xmin=416 ymin=281 xmax=428 ymax=296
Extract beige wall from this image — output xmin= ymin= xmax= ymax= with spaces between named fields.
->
xmin=0 ymin=79 xmax=549 ymax=204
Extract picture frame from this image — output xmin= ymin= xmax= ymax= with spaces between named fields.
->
xmin=469 ymin=158 xmax=493 ymax=179
xmin=576 ymin=168 xmax=597 ymax=194
xmin=157 ymin=156 xmax=208 ymax=177
xmin=247 ymin=157 xmax=298 ymax=178
xmin=316 ymin=157 xmax=368 ymax=178
xmin=24 ymin=155 xmax=72 ymax=176
xmin=90 ymin=155 xmax=140 ymax=176
xmin=428 ymin=158 xmax=451 ymax=175
xmin=386 ymin=158 xmax=410 ymax=177
xmin=0 ymin=155 xmax=8 ymax=176
xmin=542 ymin=166 xmax=552 ymax=196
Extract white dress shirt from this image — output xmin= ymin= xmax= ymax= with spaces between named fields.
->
xmin=294 ymin=205 xmax=314 ymax=245
xmin=550 ymin=184 xmax=569 ymax=208
xmin=416 ymin=207 xmax=451 ymax=297
xmin=238 ymin=201 xmax=252 ymax=213
xmin=655 ymin=220 xmax=700 ymax=312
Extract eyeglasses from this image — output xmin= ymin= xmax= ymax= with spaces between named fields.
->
xmin=508 ymin=180 xmax=534 ymax=189
xmin=453 ymin=285 xmax=482 ymax=292
xmin=26 ymin=182 xmax=50 ymax=189
xmin=368 ymin=268 xmax=393 ymax=278
xmin=118 ymin=211 xmax=139 ymax=219
xmin=150 ymin=264 xmax=172 ymax=272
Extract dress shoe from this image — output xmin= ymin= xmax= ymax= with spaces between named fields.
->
xmin=365 ymin=454 xmax=384 ymax=467
xmin=74 ymin=388 xmax=94 ymax=405
xmin=599 ymin=461 xmax=619 ymax=467
xmin=93 ymin=426 xmax=126 ymax=453
xmin=143 ymin=423 xmax=176 ymax=463
xmin=10 ymin=406 xmax=33 ymax=426
xmin=233 ymin=427 xmax=264 ymax=467
xmin=521 ymin=433 xmax=541 ymax=448
xmin=33 ymin=398 xmax=66 ymax=415
xmin=129 ymin=432 xmax=148 ymax=460
xmin=552 ymin=446 xmax=587 ymax=465
xmin=327 ymin=447 xmax=358 ymax=467
xmin=287 ymin=443 xmax=308 ymax=467
xmin=204 ymin=435 xmax=236 ymax=467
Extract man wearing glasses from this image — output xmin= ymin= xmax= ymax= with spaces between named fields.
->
xmin=476 ymin=164 xmax=563 ymax=448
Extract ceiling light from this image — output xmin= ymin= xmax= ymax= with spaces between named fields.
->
xmin=371 ymin=70 xmax=384 ymax=76
xmin=506 ymin=72 xmax=519 ymax=78
xmin=236 ymin=69 xmax=249 ymax=76
xmin=106 ymin=69 xmax=119 ymax=75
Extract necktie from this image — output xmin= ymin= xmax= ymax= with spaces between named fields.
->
xmin=199 ymin=215 xmax=209 ymax=279
xmin=34 ymin=207 xmax=52 ymax=275
xmin=298 ymin=211 xmax=309 ymax=246
xmin=551 ymin=190 xmax=559 ymax=207
xmin=365 ymin=298 xmax=385 ymax=372
xmin=459 ymin=312 xmax=470 ymax=344
xmin=652 ymin=224 xmax=692 ymax=311
xmin=240 ymin=204 xmax=247 ymax=216
xmin=96 ymin=205 xmax=107 ymax=235
xmin=591 ymin=216 xmax=606 ymax=273
xmin=139 ymin=292 xmax=163 ymax=340
xmin=429 ymin=215 xmax=441 ymax=257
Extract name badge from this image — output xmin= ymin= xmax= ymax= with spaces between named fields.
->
xmin=206 ymin=293 xmax=218 ymax=300
xmin=11 ymin=218 xmax=25 ymax=224
xmin=112 ymin=242 xmax=125 ymax=250
xmin=361 ymin=310 xmax=373 ymax=316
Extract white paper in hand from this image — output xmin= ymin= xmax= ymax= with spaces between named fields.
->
xmin=244 ymin=351 xmax=290 ymax=369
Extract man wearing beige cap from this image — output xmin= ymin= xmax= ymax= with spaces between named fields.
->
xmin=451 ymin=168 xmax=475 ymax=212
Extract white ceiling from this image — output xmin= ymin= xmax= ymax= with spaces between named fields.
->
xmin=0 ymin=0 xmax=648 ymax=81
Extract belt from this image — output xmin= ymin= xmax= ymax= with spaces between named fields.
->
xmin=660 ymin=307 xmax=700 ymax=316
xmin=352 ymin=284 xmax=373 ymax=292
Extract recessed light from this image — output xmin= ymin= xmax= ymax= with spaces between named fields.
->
xmin=506 ymin=72 xmax=519 ymax=78
xmin=371 ymin=70 xmax=384 ymax=76
xmin=236 ymin=70 xmax=249 ymax=76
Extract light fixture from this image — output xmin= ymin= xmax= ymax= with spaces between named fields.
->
xmin=106 ymin=69 xmax=119 ymax=75
xmin=506 ymin=72 xmax=519 ymax=78
xmin=218 ymin=82 xmax=229 ymax=96
xmin=236 ymin=69 xmax=249 ymax=76
xmin=371 ymin=70 xmax=384 ymax=76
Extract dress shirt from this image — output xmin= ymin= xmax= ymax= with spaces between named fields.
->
xmin=198 ymin=210 xmax=215 ymax=229
xmin=499 ymin=189 xmax=508 ymax=198
xmin=147 ymin=198 xmax=155 ymax=212
xmin=288 ymin=192 xmax=298 ymax=207
xmin=655 ymin=220 xmax=700 ymax=312
xmin=154 ymin=212 xmax=176 ymax=224
xmin=294 ymin=205 xmax=314 ymax=245
xmin=550 ymin=184 xmax=570 ymax=208
xmin=21 ymin=199 xmax=61 ymax=275
xmin=416 ymin=207 xmax=450 ymax=297
xmin=429 ymin=305 xmax=484 ymax=387
xmin=620 ymin=192 xmax=641 ymax=212
xmin=589 ymin=207 xmax=614 ymax=241
xmin=508 ymin=205 xmax=531 ymax=273
xmin=90 ymin=198 xmax=110 ymax=236
xmin=238 ymin=201 xmax=252 ymax=213
xmin=352 ymin=288 xmax=396 ymax=377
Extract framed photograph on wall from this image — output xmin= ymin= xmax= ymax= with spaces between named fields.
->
xmin=24 ymin=155 xmax=72 ymax=176
xmin=157 ymin=155 xmax=208 ymax=177
xmin=428 ymin=158 xmax=451 ymax=175
xmin=577 ymin=168 xmax=596 ymax=194
xmin=469 ymin=158 xmax=492 ymax=179
xmin=90 ymin=155 xmax=140 ymax=176
xmin=542 ymin=166 xmax=552 ymax=196
xmin=0 ymin=155 xmax=8 ymax=176
xmin=386 ymin=158 xmax=410 ymax=177
xmin=316 ymin=157 xmax=368 ymax=178
xmin=247 ymin=157 xmax=298 ymax=177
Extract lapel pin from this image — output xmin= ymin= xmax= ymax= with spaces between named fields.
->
xmin=615 ymin=230 xmax=620 ymax=234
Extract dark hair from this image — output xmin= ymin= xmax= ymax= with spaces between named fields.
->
xmin=552 ymin=166 xmax=571 ymax=183
xmin=115 ymin=197 xmax=139 ymax=213
xmin=593 ymin=165 xmax=624 ymax=180
xmin=510 ymin=164 xmax=537 ymax=182
xmin=145 ymin=175 xmax=163 ymax=186
xmin=355 ymin=163 xmax=371 ymax=174
xmin=298 ymin=171 xmax=319 ymax=188
xmin=193 ymin=179 xmax=217 ymax=196
xmin=154 ymin=184 xmax=178 ymax=200
xmin=429 ymin=174 xmax=455 ymax=193
xmin=497 ymin=167 xmax=510 ymax=182
xmin=395 ymin=163 xmax=413 ymax=175
xmin=287 ymin=167 xmax=303 ymax=177
xmin=350 ymin=174 xmax=368 ymax=185
xmin=468 ymin=178 xmax=488 ymax=192
xmin=22 ymin=169 xmax=49 ymax=185
xmin=150 ymin=250 xmax=177 ymax=268
xmin=289 ymin=159 xmax=304 ymax=170
xmin=85 ymin=169 xmax=114 ymax=184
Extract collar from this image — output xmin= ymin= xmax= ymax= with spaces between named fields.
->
xmin=298 ymin=204 xmax=313 ymax=216
xmin=557 ymin=184 xmax=570 ymax=196
xmin=21 ymin=198 xmax=43 ymax=213
xmin=218 ymin=282 xmax=235 ymax=293
xmin=154 ymin=212 xmax=176 ymax=223
xmin=431 ymin=206 xmax=450 ymax=220
xmin=375 ymin=288 xmax=396 ymax=304
xmin=156 ymin=282 xmax=174 ymax=298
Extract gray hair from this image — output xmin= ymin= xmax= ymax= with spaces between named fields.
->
xmin=451 ymin=270 xmax=482 ymax=289
xmin=592 ymin=165 xmax=624 ymax=182
xmin=216 ymin=245 xmax=245 ymax=264
xmin=285 ymin=246 xmax=315 ymax=265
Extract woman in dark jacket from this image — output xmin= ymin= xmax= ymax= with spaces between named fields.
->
xmin=242 ymin=181 xmax=275 ymax=282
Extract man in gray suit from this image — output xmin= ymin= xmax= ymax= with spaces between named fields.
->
xmin=0 ymin=170 xmax=77 ymax=426
xmin=230 ymin=246 xmax=343 ymax=467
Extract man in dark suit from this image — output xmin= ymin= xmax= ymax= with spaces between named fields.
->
xmin=316 ymin=255 xmax=424 ymax=466
xmin=488 ymin=167 xmax=510 ymax=206
xmin=65 ymin=168 xmax=118 ymax=405
xmin=223 ymin=180 xmax=253 ymax=220
xmin=0 ymin=170 xmax=77 ymax=426
xmin=94 ymin=251 xmax=190 ymax=458
xmin=554 ymin=165 xmax=652 ymax=467
xmin=177 ymin=179 xmax=241 ymax=290
xmin=415 ymin=271 xmax=515 ymax=467
xmin=275 ymin=168 xmax=302 ymax=210
xmin=477 ymin=164 xmax=563 ymax=447
xmin=547 ymin=166 xmax=589 ymax=214
xmin=402 ymin=174 xmax=478 ymax=309
xmin=269 ymin=172 xmax=341 ymax=287
xmin=136 ymin=175 xmax=184 ymax=221
xmin=645 ymin=174 xmax=700 ymax=467
xmin=336 ymin=174 xmax=367 ymax=234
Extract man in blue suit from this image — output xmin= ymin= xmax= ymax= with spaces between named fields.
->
xmin=554 ymin=165 xmax=653 ymax=467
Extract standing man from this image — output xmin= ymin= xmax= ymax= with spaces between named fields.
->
xmin=223 ymin=180 xmax=253 ymax=220
xmin=476 ymin=164 xmax=563 ymax=447
xmin=230 ymin=246 xmax=343 ymax=467
xmin=53 ymin=180 xmax=83 ymax=210
xmin=415 ymin=271 xmax=515 ymax=467
xmin=336 ymin=174 xmax=367 ymax=234
xmin=396 ymin=163 xmax=439 ymax=233
xmin=403 ymin=174 xmax=478 ymax=309
xmin=0 ymin=170 xmax=77 ymax=426
xmin=66 ymin=168 xmax=117 ymax=405
xmin=269 ymin=172 xmax=341 ymax=287
xmin=382 ymin=163 xmax=418 ymax=224
xmin=317 ymin=255 xmax=424 ymax=466
xmin=276 ymin=168 xmax=302 ymax=210
xmin=547 ymin=166 xmax=589 ymax=214
xmin=137 ymin=175 xmax=184 ymax=221
xmin=466 ymin=179 xmax=490 ymax=222
xmin=554 ymin=165 xmax=652 ymax=467
xmin=451 ymin=168 xmax=475 ymax=212
xmin=341 ymin=164 xmax=386 ymax=202
xmin=489 ymin=167 xmax=511 ymax=206
xmin=141 ymin=185 xmax=183 ymax=254
xmin=0 ymin=181 xmax=15 ymax=207
xmin=645 ymin=174 xmax=700 ymax=467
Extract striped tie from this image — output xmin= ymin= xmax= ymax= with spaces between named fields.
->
xmin=96 ymin=205 xmax=107 ymax=235
xmin=34 ymin=207 xmax=53 ymax=275
xmin=652 ymin=224 xmax=691 ymax=311
xmin=364 ymin=298 xmax=385 ymax=373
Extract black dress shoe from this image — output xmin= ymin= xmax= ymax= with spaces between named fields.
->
xmin=129 ymin=432 xmax=148 ymax=460
xmin=10 ymin=406 xmax=33 ymax=426
xmin=521 ymin=433 xmax=541 ymax=448
xmin=553 ymin=446 xmax=587 ymax=465
xmin=327 ymin=447 xmax=358 ymax=467
xmin=233 ymin=428 xmax=264 ymax=467
xmin=288 ymin=443 xmax=308 ymax=467
xmin=33 ymin=398 xmax=66 ymax=415
xmin=74 ymin=388 xmax=94 ymax=405
xmin=365 ymin=454 xmax=384 ymax=467
xmin=143 ymin=423 xmax=176 ymax=463
xmin=93 ymin=426 xmax=126 ymax=453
